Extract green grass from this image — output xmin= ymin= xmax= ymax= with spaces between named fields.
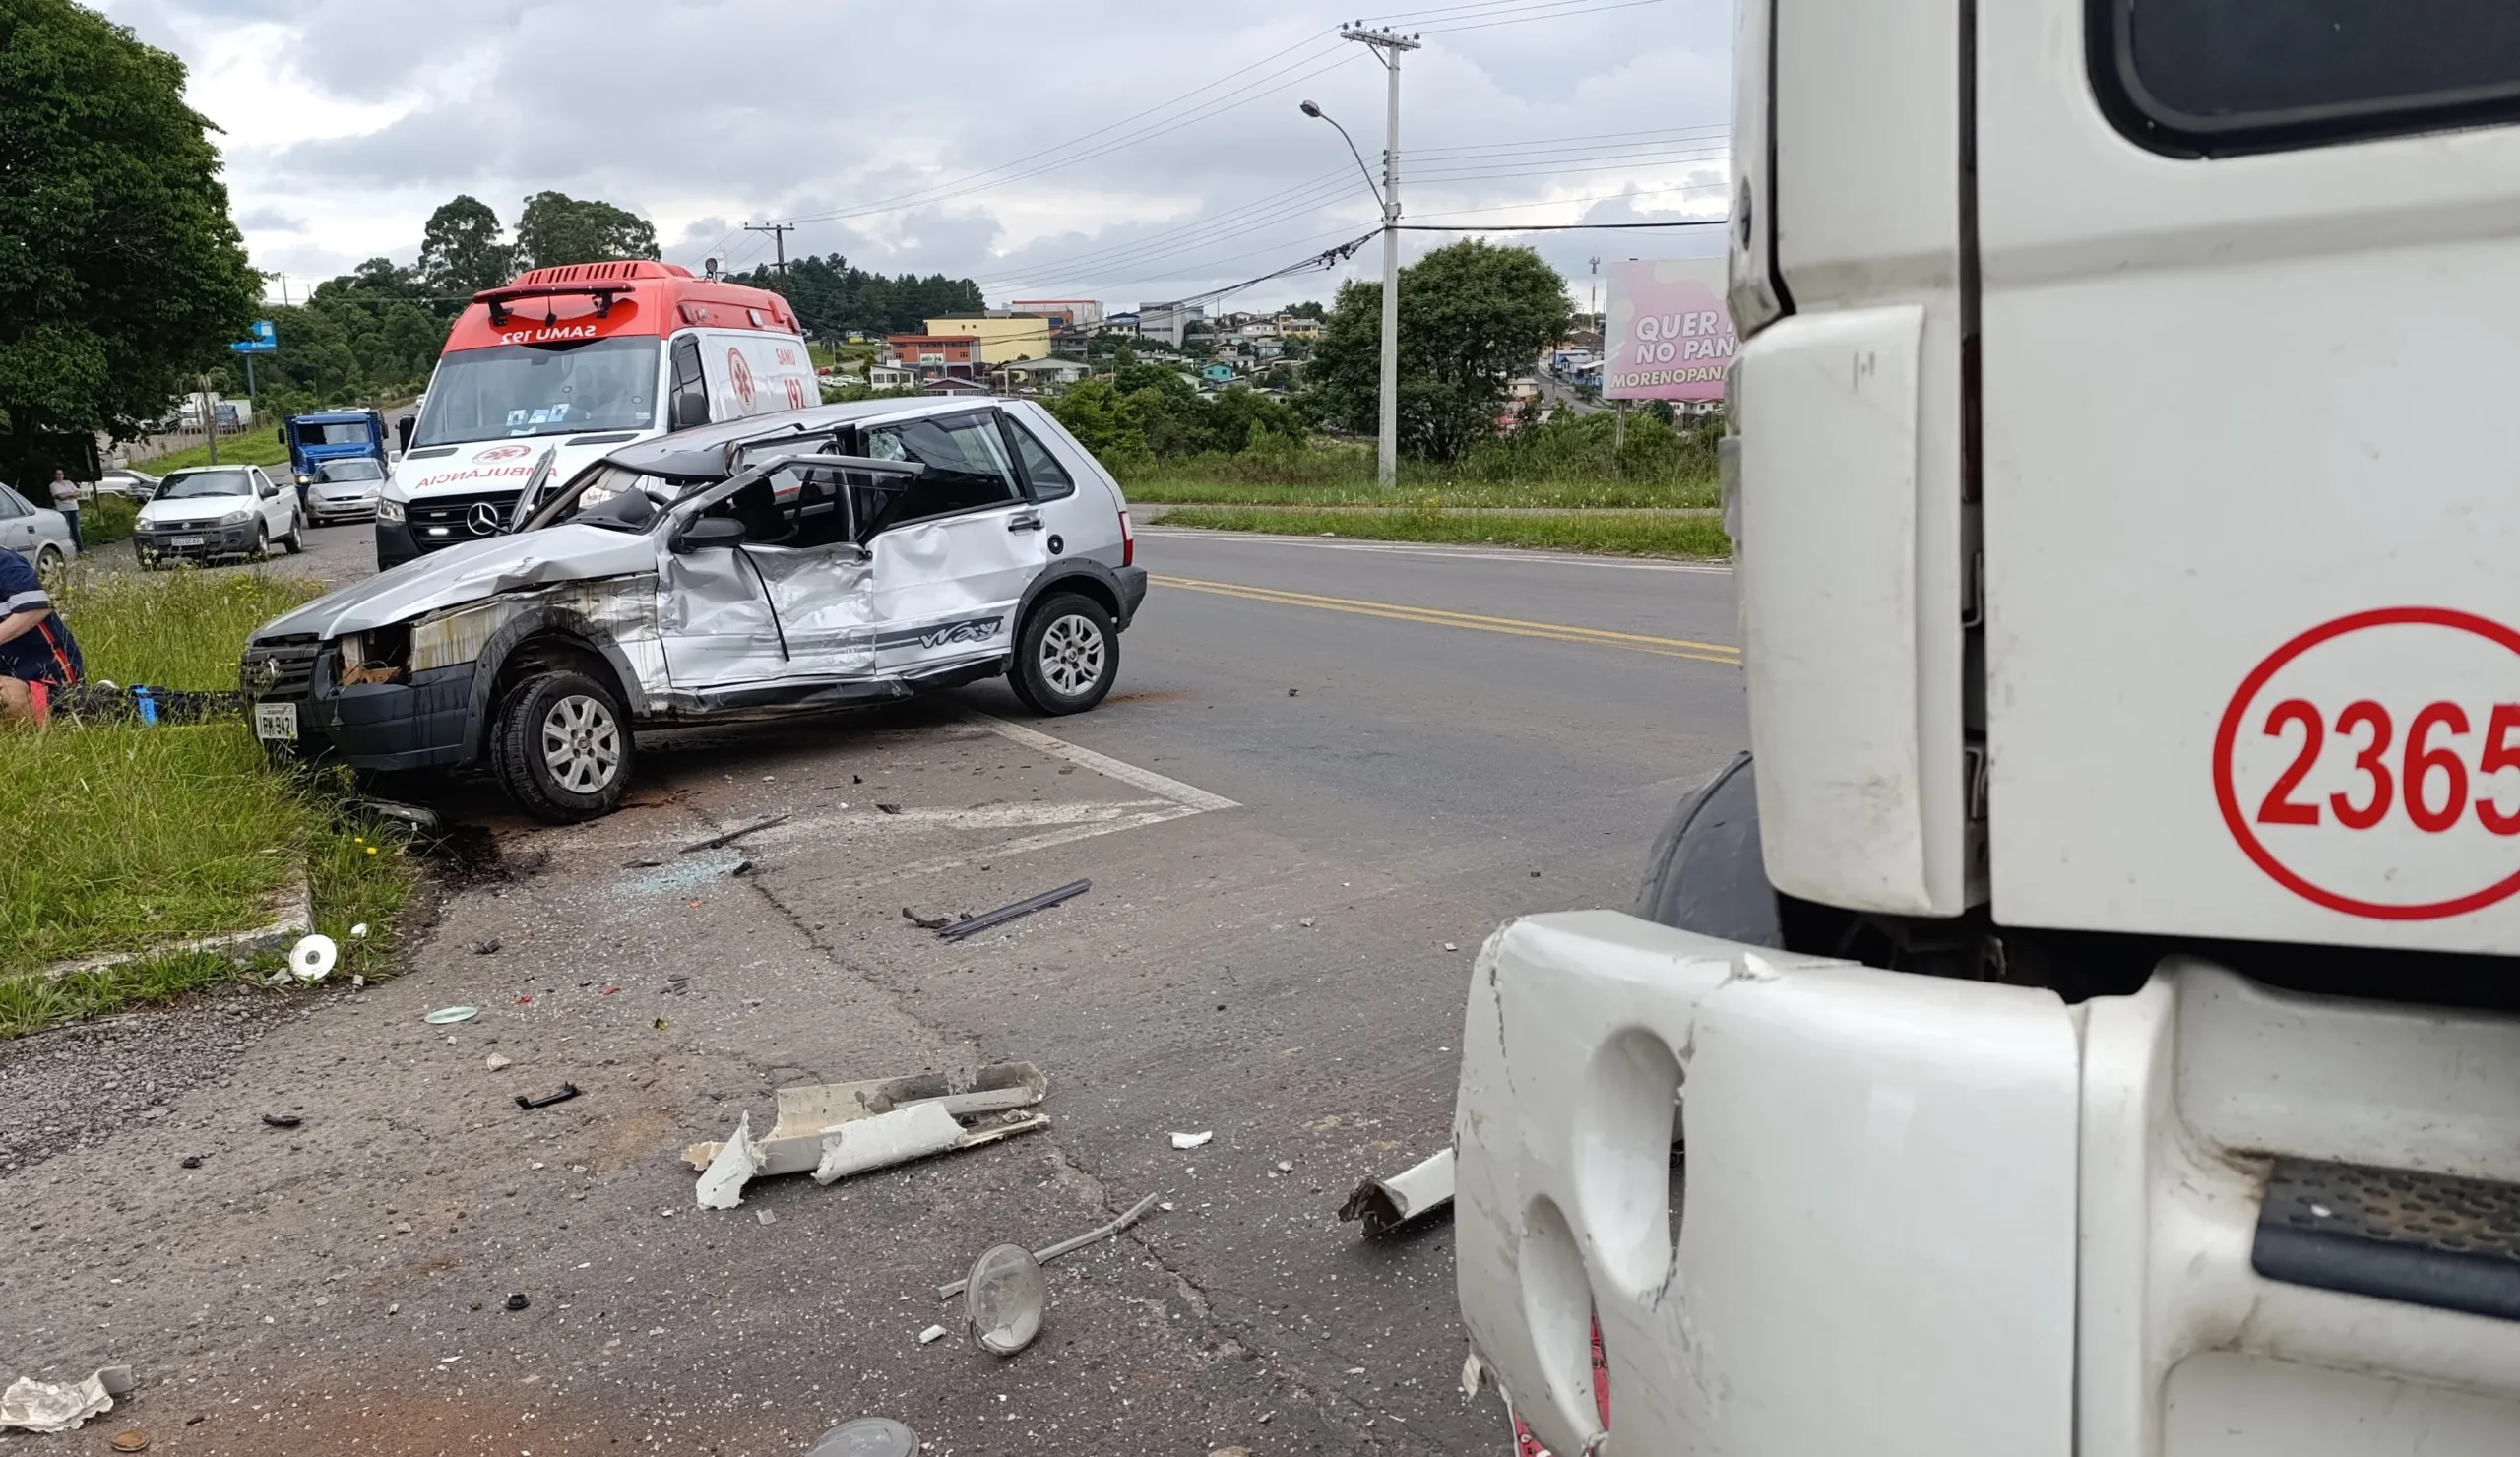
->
xmin=53 ymin=568 xmax=325 ymax=689
xmin=128 ymin=431 xmax=289 ymax=475
xmin=0 ymin=566 xmax=412 ymax=1036
xmin=1156 ymin=505 xmax=1733 ymax=559
xmin=1117 ymin=436 xmax=1720 ymax=510
xmin=1128 ymin=477 xmax=1719 ymax=509
xmin=80 ymin=493 xmax=140 ymax=547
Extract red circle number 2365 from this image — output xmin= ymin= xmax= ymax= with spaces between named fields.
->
xmin=2214 ymin=608 xmax=2520 ymax=920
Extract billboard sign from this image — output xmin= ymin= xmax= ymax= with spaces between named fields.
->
xmin=1603 ymin=259 xmax=1733 ymax=402
xmin=229 ymin=319 xmax=277 ymax=353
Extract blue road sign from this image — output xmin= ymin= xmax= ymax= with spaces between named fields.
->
xmin=229 ymin=319 xmax=277 ymax=353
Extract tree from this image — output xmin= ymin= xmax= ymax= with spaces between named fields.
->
xmin=0 ymin=0 xmax=260 ymax=480
xmin=1304 ymin=239 xmax=1572 ymax=462
xmin=726 ymin=252 xmax=984 ymax=336
xmin=514 ymin=191 xmax=659 ymax=272
xmin=417 ymin=194 xmax=514 ymax=296
xmin=1284 ymin=299 xmax=1328 ymax=320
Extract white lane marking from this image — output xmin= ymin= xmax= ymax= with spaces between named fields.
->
xmin=964 ymin=709 xmax=1241 ymax=812
xmin=1137 ymin=527 xmax=1732 ymax=575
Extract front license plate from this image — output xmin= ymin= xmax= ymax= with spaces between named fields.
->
xmin=254 ymin=702 xmax=298 ymax=742
xmin=171 ymin=536 xmax=205 ymax=547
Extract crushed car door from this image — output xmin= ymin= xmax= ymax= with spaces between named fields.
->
xmin=860 ymin=410 xmax=1047 ymax=678
xmin=729 ymin=459 xmax=879 ymax=681
xmin=655 ymin=482 xmax=788 ymax=692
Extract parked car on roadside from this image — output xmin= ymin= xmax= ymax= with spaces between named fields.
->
xmin=0 ymin=483 xmax=78 ymax=572
xmin=306 ymin=458 xmax=387 ymax=524
xmin=133 ymin=465 xmax=306 ymax=568
xmin=96 ymin=469 xmax=162 ymax=501
xmin=241 ymin=397 xmax=1146 ymax=822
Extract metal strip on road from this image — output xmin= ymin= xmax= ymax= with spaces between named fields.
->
xmin=1151 ymin=574 xmax=1744 ymax=665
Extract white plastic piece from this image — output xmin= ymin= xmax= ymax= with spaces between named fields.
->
xmin=1170 ymin=1130 xmax=1213 ymax=1150
xmin=288 ymin=933 xmax=337 ymax=982
xmin=694 ymin=1110 xmax=766 ymax=1210
xmin=0 ymin=1366 xmax=126 ymax=1433
xmin=813 ymin=1103 xmax=965 ymax=1184
xmin=1339 ymin=1147 xmax=1455 ymax=1235
xmin=917 ymin=1324 xmax=947 ymax=1345
xmin=681 ymin=1063 xmax=1047 ymax=1176
xmin=349 ymin=922 xmax=369 ymax=938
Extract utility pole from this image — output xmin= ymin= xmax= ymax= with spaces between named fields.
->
xmin=743 ymin=222 xmax=795 ymax=281
xmin=1341 ymin=24 xmax=1419 ymax=487
xmin=1589 ymin=255 xmax=1601 ymax=332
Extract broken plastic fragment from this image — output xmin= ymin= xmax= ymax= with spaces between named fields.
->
xmin=963 ymin=1243 xmax=1045 ymax=1355
xmin=0 ymin=1365 xmax=129 ymax=1433
xmin=694 ymin=1111 xmax=766 ymax=1210
xmin=805 ymin=1417 xmax=918 ymax=1457
xmin=1338 ymin=1147 xmax=1456 ymax=1236
xmin=681 ymin=1063 xmax=1048 ymax=1176
xmin=288 ymin=934 xmax=337 ymax=982
xmin=1170 ymin=1130 xmax=1213 ymax=1150
xmin=813 ymin=1103 xmax=965 ymax=1183
xmin=917 ymin=1324 xmax=946 ymax=1345
xmin=423 ymin=1006 xmax=479 ymax=1025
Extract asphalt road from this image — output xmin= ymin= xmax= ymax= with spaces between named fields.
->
xmin=1 ymin=526 xmax=1746 ymax=1455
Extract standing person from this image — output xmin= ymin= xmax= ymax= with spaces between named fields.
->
xmin=47 ymin=469 xmax=81 ymax=551
xmin=0 ymin=542 xmax=84 ymax=723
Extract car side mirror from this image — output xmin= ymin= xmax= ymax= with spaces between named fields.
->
xmin=671 ymin=516 xmax=746 ymax=553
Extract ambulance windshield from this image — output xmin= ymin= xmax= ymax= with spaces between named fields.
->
xmin=410 ymin=337 xmax=660 ymax=448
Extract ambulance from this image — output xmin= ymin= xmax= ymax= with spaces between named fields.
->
xmin=378 ymin=261 xmax=818 ymax=570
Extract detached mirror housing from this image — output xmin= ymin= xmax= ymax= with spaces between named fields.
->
xmin=671 ymin=516 xmax=746 ymax=553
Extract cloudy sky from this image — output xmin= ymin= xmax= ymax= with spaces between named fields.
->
xmin=96 ymin=0 xmax=1732 ymax=313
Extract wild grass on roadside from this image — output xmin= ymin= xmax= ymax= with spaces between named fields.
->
xmin=1128 ymin=475 xmax=1719 ymax=509
xmin=1156 ymin=505 xmax=1733 ymax=559
xmin=53 ymin=567 xmax=326 ymax=688
xmin=127 ymin=432 xmax=289 ymax=475
xmin=80 ymin=493 xmax=140 ymax=547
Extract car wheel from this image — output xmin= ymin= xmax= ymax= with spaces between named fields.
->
xmin=252 ymin=522 xmax=270 ymax=560
xmin=489 ymin=668 xmax=634 ymax=823
xmin=282 ymin=511 xmax=305 ymax=554
xmin=33 ymin=543 xmax=65 ymax=578
xmin=1010 ymin=592 xmax=1118 ymax=715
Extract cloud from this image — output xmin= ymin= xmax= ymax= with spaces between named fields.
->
xmin=97 ymin=0 xmax=1733 ymax=309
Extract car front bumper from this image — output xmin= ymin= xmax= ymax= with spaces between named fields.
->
xmin=247 ymin=642 xmax=476 ymax=772
xmin=308 ymin=495 xmax=380 ymax=522
xmin=137 ymin=521 xmax=262 ymax=559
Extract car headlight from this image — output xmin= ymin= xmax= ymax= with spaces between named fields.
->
xmin=376 ymin=498 xmax=406 ymax=523
xmin=295 ymin=474 xmax=313 ymax=485
xmin=220 ymin=508 xmax=255 ymax=526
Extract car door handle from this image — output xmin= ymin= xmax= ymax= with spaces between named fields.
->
xmin=1008 ymin=512 xmax=1044 ymax=533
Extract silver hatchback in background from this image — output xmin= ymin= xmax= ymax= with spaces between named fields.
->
xmin=239 ymin=398 xmax=1148 ymax=821
xmin=306 ymin=457 xmax=386 ymax=524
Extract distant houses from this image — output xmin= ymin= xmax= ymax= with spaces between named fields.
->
xmin=876 ymin=298 xmax=1320 ymax=396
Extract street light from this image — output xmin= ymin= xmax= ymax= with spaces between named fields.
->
xmin=1301 ymin=78 xmax=1410 ymax=487
xmin=1300 ymin=100 xmax=1385 ymax=212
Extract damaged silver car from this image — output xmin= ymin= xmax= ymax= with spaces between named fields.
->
xmin=239 ymin=399 xmax=1147 ymax=821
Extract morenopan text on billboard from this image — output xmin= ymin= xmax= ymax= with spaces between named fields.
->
xmin=1604 ymin=258 xmax=1734 ymax=402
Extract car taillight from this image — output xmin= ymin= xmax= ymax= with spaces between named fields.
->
xmin=1119 ymin=509 xmax=1134 ymax=567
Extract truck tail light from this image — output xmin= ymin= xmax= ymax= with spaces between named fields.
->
xmin=1118 ymin=509 xmax=1134 ymax=567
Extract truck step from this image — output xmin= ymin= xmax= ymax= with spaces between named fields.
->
xmin=2254 ymin=1157 xmax=2520 ymax=1324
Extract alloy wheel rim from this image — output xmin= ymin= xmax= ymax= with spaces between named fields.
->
xmin=540 ymin=694 xmax=622 ymax=794
xmin=1039 ymin=615 xmax=1104 ymax=697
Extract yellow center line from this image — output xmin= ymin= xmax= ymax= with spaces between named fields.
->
xmin=1151 ymin=574 xmax=1742 ymax=665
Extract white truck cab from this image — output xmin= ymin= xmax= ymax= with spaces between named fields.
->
xmin=1456 ymin=4 xmax=2520 ymax=1453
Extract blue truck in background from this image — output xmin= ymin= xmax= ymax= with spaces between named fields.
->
xmin=280 ymin=410 xmax=390 ymax=499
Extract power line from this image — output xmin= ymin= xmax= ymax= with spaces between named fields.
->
xmin=1415 ymin=0 xmax=1674 ymax=33
xmin=971 ymin=167 xmax=1365 ymax=288
xmin=1396 ymin=219 xmax=1727 ymax=230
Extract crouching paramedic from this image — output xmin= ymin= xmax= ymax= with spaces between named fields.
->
xmin=0 ymin=546 xmax=84 ymax=723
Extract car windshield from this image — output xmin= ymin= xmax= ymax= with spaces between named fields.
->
xmin=159 ymin=470 xmax=255 ymax=499
xmin=411 ymin=336 xmax=661 ymax=448
xmin=318 ymin=460 xmax=383 ymax=482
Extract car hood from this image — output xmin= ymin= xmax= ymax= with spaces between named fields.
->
xmin=253 ymin=524 xmax=659 ymax=641
xmin=139 ymin=495 xmax=250 ymax=525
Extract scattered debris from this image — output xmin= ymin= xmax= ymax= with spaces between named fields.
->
xmin=1214 ymin=1448 xmax=1256 ymax=1457
xmin=1461 ymin=1351 xmax=1486 ymax=1399
xmin=815 ymin=1106 xmax=1048 ymax=1185
xmin=730 ymin=858 xmax=754 ymax=876
xmin=875 ymin=802 xmax=903 ymax=814
xmin=805 ymin=1417 xmax=918 ymax=1457
xmin=1277 ymin=1160 xmax=1294 ymax=1172
xmin=1298 ymin=917 xmax=1315 ymax=928
xmin=963 ymin=1243 xmax=1045 ymax=1355
xmin=473 ymin=937 xmax=502 ymax=956
xmin=936 ymin=1192 xmax=1165 ymax=1300
xmin=684 ymin=1063 xmax=1047 ymax=1178
xmin=504 ymin=1293 xmax=530 ymax=1311
xmin=0 ymin=1365 xmax=131 ymax=1433
xmin=349 ymin=922 xmax=369 ymax=938
xmin=349 ymin=974 xmax=365 ymax=988
xmin=485 ymin=1054 xmax=512 ymax=1073
xmin=178 ymin=1156 xmax=202 ymax=1170
xmin=260 ymin=1113 xmax=300 ymax=1129
xmin=680 ymin=814 xmax=790 ymax=854
xmin=661 ymin=973 xmax=689 ymax=996
xmin=347 ymin=796 xmax=441 ymax=835
xmin=695 ymin=1112 xmax=766 ymax=1211
xmin=286 ymin=933 xmax=337 ymax=982
xmin=1288 ymin=686 xmax=1300 ymax=695
xmin=624 ymin=858 xmax=664 ymax=869
xmin=937 ymin=879 xmax=1091 ymax=942
xmin=900 ymin=907 xmax=955 ymax=931
xmin=755 ymin=1208 xmax=777 ymax=1226
xmin=1170 ymin=1130 xmax=1213 ymax=1150
xmin=514 ymin=1083 xmax=581 ymax=1110
xmin=1338 ymin=1147 xmax=1457 ymax=1236
xmin=424 ymin=1006 xmax=479 ymax=1025
xmin=1444 ymin=941 xmax=1459 ymax=952
xmin=917 ymin=1324 xmax=947 ymax=1345
xmin=110 ymin=1429 xmax=150 ymax=1452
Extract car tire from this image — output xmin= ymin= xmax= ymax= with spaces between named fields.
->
xmin=282 ymin=511 xmax=305 ymax=554
xmin=489 ymin=668 xmax=634 ymax=823
xmin=1009 ymin=592 xmax=1118 ymax=715
xmin=251 ymin=522 xmax=270 ymax=560
xmin=33 ymin=543 xmax=64 ymax=576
